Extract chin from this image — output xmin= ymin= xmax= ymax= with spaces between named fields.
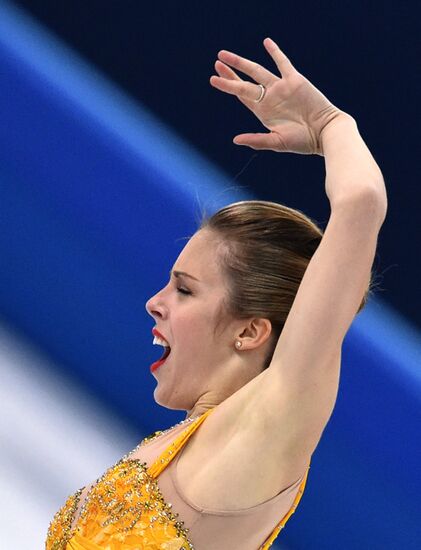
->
xmin=152 ymin=387 xmax=189 ymax=412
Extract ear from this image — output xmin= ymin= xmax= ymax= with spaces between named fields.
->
xmin=238 ymin=318 xmax=272 ymax=350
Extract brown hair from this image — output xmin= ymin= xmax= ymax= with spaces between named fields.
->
xmin=198 ymin=200 xmax=374 ymax=371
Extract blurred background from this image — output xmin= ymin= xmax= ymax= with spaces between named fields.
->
xmin=0 ymin=1 xmax=420 ymax=548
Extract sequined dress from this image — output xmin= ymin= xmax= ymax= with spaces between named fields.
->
xmin=45 ymin=407 xmax=310 ymax=550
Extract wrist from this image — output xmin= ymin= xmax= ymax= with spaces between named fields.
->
xmin=321 ymin=113 xmax=387 ymax=213
xmin=318 ymin=112 xmax=357 ymax=156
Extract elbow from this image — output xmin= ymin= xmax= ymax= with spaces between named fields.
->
xmin=332 ymin=185 xmax=388 ymax=230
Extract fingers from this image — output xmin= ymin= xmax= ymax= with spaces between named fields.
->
xmin=263 ymin=37 xmax=295 ymax=78
xmin=217 ymin=49 xmax=277 ymax=87
xmin=210 ymin=74 xmax=266 ymax=103
xmin=213 ymin=60 xmax=258 ymax=109
xmin=233 ymin=132 xmax=284 ymax=151
xmin=214 ymin=60 xmax=241 ymax=81
xmin=210 ymin=39 xmax=294 ymax=102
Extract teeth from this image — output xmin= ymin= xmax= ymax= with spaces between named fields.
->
xmin=153 ymin=335 xmax=170 ymax=347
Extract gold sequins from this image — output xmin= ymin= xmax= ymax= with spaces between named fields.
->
xmin=45 ymin=488 xmax=83 ymax=550
xmin=45 ymin=415 xmax=204 ymax=549
xmin=45 ymin=458 xmax=195 ymax=549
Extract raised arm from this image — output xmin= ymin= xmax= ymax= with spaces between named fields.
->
xmin=277 ymin=114 xmax=387 ymax=371
xmin=263 ymin=117 xmax=386 ymax=475
xmin=210 ymin=38 xmax=387 ymax=477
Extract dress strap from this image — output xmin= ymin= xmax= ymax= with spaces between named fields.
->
xmin=259 ymin=461 xmax=311 ymax=549
xmin=147 ymin=406 xmax=310 ymax=549
xmin=147 ymin=407 xmax=216 ymax=478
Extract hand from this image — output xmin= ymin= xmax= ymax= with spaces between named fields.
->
xmin=210 ymin=37 xmax=346 ymax=155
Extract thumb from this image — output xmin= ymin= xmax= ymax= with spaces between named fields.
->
xmin=233 ymin=132 xmax=282 ymax=151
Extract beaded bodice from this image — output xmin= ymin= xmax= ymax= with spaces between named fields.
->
xmin=45 ymin=411 xmax=212 ymax=550
xmin=45 ymin=406 xmax=310 ymax=550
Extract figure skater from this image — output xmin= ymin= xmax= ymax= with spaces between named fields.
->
xmin=46 ymin=37 xmax=387 ymax=550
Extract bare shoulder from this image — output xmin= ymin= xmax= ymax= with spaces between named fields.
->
xmin=177 ymin=351 xmax=340 ymax=511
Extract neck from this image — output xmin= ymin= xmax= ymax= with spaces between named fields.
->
xmin=185 ymin=404 xmax=215 ymax=420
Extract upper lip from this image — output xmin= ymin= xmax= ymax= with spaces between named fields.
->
xmin=152 ymin=328 xmax=170 ymax=345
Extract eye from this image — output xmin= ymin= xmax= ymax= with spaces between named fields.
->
xmin=177 ymin=287 xmax=191 ymax=295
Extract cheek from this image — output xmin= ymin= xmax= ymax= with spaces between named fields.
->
xmin=174 ymin=297 xmax=222 ymax=343
xmin=176 ymin=318 xmax=215 ymax=349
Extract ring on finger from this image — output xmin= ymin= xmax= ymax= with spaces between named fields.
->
xmin=253 ymin=84 xmax=266 ymax=103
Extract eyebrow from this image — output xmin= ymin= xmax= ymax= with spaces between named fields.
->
xmin=169 ymin=269 xmax=201 ymax=282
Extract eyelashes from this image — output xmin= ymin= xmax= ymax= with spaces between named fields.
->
xmin=177 ymin=287 xmax=191 ymax=296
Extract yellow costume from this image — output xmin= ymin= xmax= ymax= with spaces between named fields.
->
xmin=46 ymin=408 xmax=309 ymax=549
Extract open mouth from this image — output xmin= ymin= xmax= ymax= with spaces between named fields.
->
xmin=150 ymin=346 xmax=171 ymax=373
xmin=160 ymin=346 xmax=171 ymax=361
xmin=153 ymin=335 xmax=171 ymax=361
xmin=151 ymin=332 xmax=172 ymax=372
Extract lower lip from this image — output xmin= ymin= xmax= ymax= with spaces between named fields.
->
xmin=150 ymin=355 xmax=169 ymax=373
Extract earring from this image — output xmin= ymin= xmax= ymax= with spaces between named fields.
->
xmin=235 ymin=341 xmax=242 ymax=349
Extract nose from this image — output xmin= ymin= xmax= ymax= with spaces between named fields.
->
xmin=145 ymin=287 xmax=167 ymax=320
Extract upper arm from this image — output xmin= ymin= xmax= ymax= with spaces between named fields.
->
xmin=276 ymin=195 xmax=384 ymax=371
xmin=251 ymin=195 xmax=384 ymax=466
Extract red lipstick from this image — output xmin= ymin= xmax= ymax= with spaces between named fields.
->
xmin=150 ymin=358 xmax=168 ymax=373
xmin=151 ymin=328 xmax=171 ymax=373
xmin=152 ymin=328 xmax=169 ymax=343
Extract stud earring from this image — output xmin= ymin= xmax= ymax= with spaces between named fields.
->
xmin=235 ymin=341 xmax=242 ymax=349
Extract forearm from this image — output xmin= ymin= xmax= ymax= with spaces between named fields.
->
xmin=320 ymin=113 xmax=388 ymax=224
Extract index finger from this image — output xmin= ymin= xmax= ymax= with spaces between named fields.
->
xmin=263 ymin=37 xmax=295 ymax=78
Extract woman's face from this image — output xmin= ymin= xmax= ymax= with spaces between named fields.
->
xmin=145 ymin=229 xmax=237 ymax=412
